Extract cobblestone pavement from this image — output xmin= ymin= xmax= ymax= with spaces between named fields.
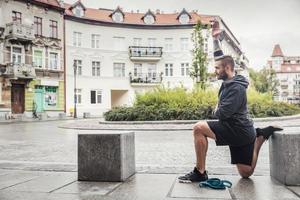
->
xmin=1 ymin=117 xmax=298 ymax=175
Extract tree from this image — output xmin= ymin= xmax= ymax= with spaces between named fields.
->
xmin=249 ymin=67 xmax=279 ymax=95
xmin=190 ymin=20 xmax=208 ymax=89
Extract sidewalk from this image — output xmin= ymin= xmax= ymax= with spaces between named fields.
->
xmin=0 ymin=169 xmax=299 ymax=200
xmin=0 ymin=115 xmax=102 ymax=124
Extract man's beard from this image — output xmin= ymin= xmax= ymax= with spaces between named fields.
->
xmin=217 ymin=72 xmax=228 ymax=81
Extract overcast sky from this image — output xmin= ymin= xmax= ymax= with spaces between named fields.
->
xmin=64 ymin=0 xmax=300 ymax=70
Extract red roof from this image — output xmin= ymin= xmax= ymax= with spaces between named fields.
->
xmin=33 ymin=0 xmax=62 ymax=7
xmin=272 ymin=44 xmax=284 ymax=57
xmin=64 ymin=3 xmax=216 ymax=26
xmin=280 ymin=64 xmax=300 ymax=73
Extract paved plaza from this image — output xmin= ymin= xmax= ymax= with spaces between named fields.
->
xmin=0 ymin=118 xmax=299 ymax=199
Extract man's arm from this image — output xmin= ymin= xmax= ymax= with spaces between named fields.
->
xmin=214 ymin=87 xmax=242 ymax=120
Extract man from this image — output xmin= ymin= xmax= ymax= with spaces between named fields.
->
xmin=178 ymin=55 xmax=282 ymax=183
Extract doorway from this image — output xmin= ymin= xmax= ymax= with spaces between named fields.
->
xmin=11 ymin=84 xmax=25 ymax=114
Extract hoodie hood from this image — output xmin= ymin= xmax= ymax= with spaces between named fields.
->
xmin=224 ymin=75 xmax=249 ymax=88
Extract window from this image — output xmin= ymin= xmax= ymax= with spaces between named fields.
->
xmin=148 ymin=38 xmax=156 ymax=47
xmin=133 ymin=38 xmax=142 ymax=46
xmin=147 ymin=64 xmax=157 ymax=79
xmin=34 ymin=16 xmax=42 ymax=36
xmin=50 ymin=20 xmax=58 ymax=38
xmin=144 ymin=15 xmax=155 ymax=24
xmin=113 ymin=63 xmax=125 ymax=77
xmin=91 ymin=90 xmax=102 ymax=104
xmin=134 ymin=63 xmax=142 ymax=77
xmin=33 ymin=49 xmax=43 ymax=68
xmin=91 ymin=34 xmax=100 ymax=48
xmin=73 ymin=32 xmax=82 ymax=47
xmin=165 ymin=63 xmax=173 ymax=77
xmin=75 ymin=89 xmax=82 ymax=104
xmin=165 ymin=38 xmax=173 ymax=51
xmin=45 ymin=86 xmax=57 ymax=107
xmin=12 ymin=11 xmax=22 ymax=23
xmin=179 ymin=14 xmax=190 ymax=24
xmin=181 ymin=63 xmax=189 ymax=76
xmin=112 ymin=12 xmax=124 ymax=22
xmin=49 ymin=52 xmax=59 ymax=70
xmin=74 ymin=6 xmax=84 ymax=17
xmin=12 ymin=47 xmax=22 ymax=64
xmin=92 ymin=61 xmax=101 ymax=76
xmin=74 ymin=59 xmax=82 ymax=75
xmin=180 ymin=38 xmax=189 ymax=51
xmin=113 ymin=37 xmax=125 ymax=50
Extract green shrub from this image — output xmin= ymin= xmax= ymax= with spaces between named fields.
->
xmin=104 ymin=87 xmax=300 ymax=121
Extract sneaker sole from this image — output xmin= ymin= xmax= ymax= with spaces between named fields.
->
xmin=178 ymin=179 xmax=192 ymax=183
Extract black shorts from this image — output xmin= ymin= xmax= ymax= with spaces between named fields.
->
xmin=207 ymin=120 xmax=255 ymax=166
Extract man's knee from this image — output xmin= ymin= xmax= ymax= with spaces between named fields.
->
xmin=193 ymin=122 xmax=206 ymax=136
xmin=237 ymin=165 xmax=253 ymax=178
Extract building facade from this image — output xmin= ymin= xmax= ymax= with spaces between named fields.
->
xmin=268 ymin=44 xmax=300 ymax=104
xmin=64 ymin=1 xmax=249 ymax=117
xmin=0 ymin=0 xmax=65 ymax=119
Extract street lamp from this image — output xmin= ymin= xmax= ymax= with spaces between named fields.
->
xmin=73 ymin=60 xmax=77 ymax=118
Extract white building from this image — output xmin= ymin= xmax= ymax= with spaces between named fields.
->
xmin=64 ymin=1 xmax=249 ymax=117
xmin=268 ymin=44 xmax=300 ymax=104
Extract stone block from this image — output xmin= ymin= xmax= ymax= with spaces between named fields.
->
xmin=83 ymin=112 xmax=91 ymax=118
xmin=37 ymin=113 xmax=47 ymax=120
xmin=269 ymin=127 xmax=300 ymax=185
xmin=58 ymin=113 xmax=66 ymax=119
xmin=78 ymin=132 xmax=135 ymax=182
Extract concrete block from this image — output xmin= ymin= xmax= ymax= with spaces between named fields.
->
xmin=37 ymin=113 xmax=47 ymax=120
xmin=83 ymin=112 xmax=91 ymax=118
xmin=269 ymin=127 xmax=300 ymax=186
xmin=78 ymin=132 xmax=135 ymax=182
xmin=58 ymin=113 xmax=66 ymax=119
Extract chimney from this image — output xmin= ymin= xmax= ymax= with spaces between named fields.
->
xmin=137 ymin=9 xmax=139 ymax=13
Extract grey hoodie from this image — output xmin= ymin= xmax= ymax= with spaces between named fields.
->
xmin=214 ymin=75 xmax=256 ymax=145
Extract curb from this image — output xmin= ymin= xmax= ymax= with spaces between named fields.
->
xmin=98 ymin=114 xmax=300 ymax=125
xmin=0 ymin=117 xmax=102 ymax=125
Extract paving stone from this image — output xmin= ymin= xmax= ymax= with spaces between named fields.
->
xmin=53 ymin=181 xmax=121 ymax=195
xmin=5 ymin=172 xmax=77 ymax=192
xmin=0 ymin=171 xmax=40 ymax=189
xmin=287 ymin=186 xmax=300 ymax=197
xmin=224 ymin=175 xmax=299 ymax=200
xmin=107 ymin=173 xmax=177 ymax=200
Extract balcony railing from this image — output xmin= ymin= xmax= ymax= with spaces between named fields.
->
xmin=129 ymin=72 xmax=163 ymax=84
xmin=1 ymin=63 xmax=36 ymax=79
xmin=129 ymin=46 xmax=163 ymax=61
xmin=5 ymin=22 xmax=35 ymax=42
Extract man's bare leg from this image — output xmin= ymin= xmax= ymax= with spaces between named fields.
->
xmin=193 ymin=121 xmax=216 ymax=173
xmin=236 ymin=135 xmax=265 ymax=178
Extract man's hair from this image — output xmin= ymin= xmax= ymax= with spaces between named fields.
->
xmin=216 ymin=55 xmax=235 ymax=71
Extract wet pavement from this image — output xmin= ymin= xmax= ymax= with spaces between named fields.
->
xmin=0 ymin=119 xmax=299 ymax=199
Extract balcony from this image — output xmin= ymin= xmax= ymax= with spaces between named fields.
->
xmin=129 ymin=72 xmax=162 ymax=85
xmin=5 ymin=22 xmax=35 ymax=42
xmin=0 ymin=63 xmax=36 ymax=79
xmin=129 ymin=46 xmax=163 ymax=61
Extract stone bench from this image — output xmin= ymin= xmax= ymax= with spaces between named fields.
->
xmin=78 ymin=132 xmax=135 ymax=182
xmin=269 ymin=127 xmax=300 ymax=185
